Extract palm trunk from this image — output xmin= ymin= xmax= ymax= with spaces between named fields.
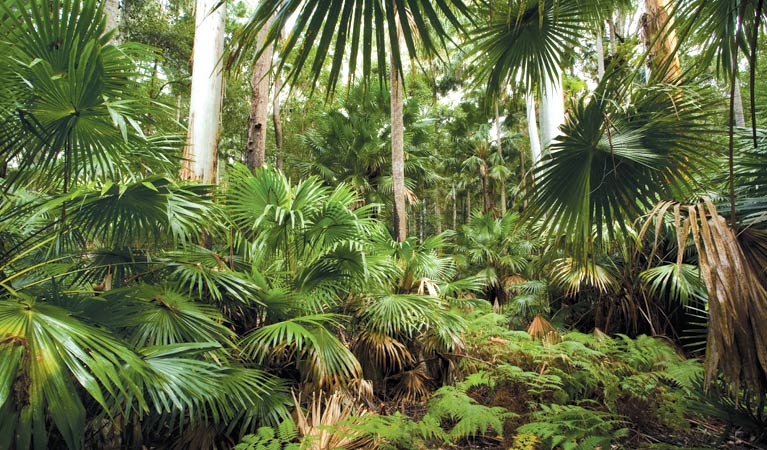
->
xmin=526 ymin=93 xmax=542 ymax=166
xmin=391 ymin=58 xmax=407 ymax=242
xmin=245 ymin=15 xmax=275 ymax=171
xmin=539 ymin=70 xmax=565 ymax=153
xmin=180 ymin=0 xmax=225 ymax=184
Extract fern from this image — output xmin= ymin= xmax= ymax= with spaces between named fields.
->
xmin=427 ymin=385 xmax=515 ymax=441
xmin=235 ymin=419 xmax=300 ymax=450
xmin=517 ymin=403 xmax=628 ymax=450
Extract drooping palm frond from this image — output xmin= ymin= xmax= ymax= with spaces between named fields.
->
xmin=96 ymin=284 xmax=236 ymax=347
xmin=128 ymin=343 xmax=290 ymax=447
xmin=470 ymin=0 xmax=602 ymax=98
xmin=0 ymin=299 xmax=145 ymax=450
xmin=240 ymin=314 xmax=362 ymax=387
xmin=228 ymin=0 xmax=473 ymax=95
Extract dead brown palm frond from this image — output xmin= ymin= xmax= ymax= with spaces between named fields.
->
xmin=293 ymin=391 xmax=373 ymax=450
xmin=642 ymin=199 xmax=767 ymax=396
xmin=527 ymin=315 xmax=558 ymax=342
xmin=390 ymin=362 xmax=432 ymax=403
xmin=352 ymin=330 xmax=414 ymax=376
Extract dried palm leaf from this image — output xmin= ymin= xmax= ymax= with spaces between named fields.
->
xmin=527 ymin=315 xmax=558 ymax=342
xmin=642 ymin=199 xmax=767 ymax=395
xmin=293 ymin=391 xmax=373 ymax=450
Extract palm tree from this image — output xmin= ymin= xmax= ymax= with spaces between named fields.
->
xmin=228 ymin=0 xmax=473 ymax=242
xmin=0 ymin=2 xmax=290 ymax=448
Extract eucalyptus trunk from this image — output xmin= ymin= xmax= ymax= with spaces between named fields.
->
xmin=180 ymin=0 xmax=225 ymax=184
xmin=526 ymin=93 xmax=542 ymax=165
xmin=539 ymin=71 xmax=565 ymax=153
xmin=245 ymin=15 xmax=275 ymax=170
xmin=495 ymin=102 xmax=506 ymax=216
xmin=596 ymin=26 xmax=605 ymax=80
xmin=643 ymin=0 xmax=681 ymax=81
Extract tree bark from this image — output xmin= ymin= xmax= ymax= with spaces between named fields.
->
xmin=733 ymin=80 xmax=746 ymax=128
xmin=391 ymin=58 xmax=407 ymax=242
xmin=180 ymin=0 xmax=225 ymax=184
xmin=539 ymin=70 xmax=565 ymax=153
xmin=273 ymin=63 xmax=284 ymax=171
xmin=642 ymin=0 xmax=681 ymax=82
xmin=245 ymin=15 xmax=275 ymax=171
xmin=596 ymin=26 xmax=605 ymax=80
xmin=104 ymin=0 xmax=122 ymax=44
xmin=495 ymin=102 xmax=506 ymax=216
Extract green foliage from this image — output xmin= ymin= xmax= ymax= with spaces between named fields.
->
xmin=235 ymin=420 xmax=300 ymax=450
xmin=518 ymin=403 xmax=628 ymax=450
xmin=427 ymin=384 xmax=515 ymax=440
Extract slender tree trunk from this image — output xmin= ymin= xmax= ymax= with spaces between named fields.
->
xmin=643 ymin=0 xmax=681 ymax=81
xmin=420 ymin=198 xmax=426 ymax=242
xmin=526 ymin=93 xmax=542 ymax=165
xmin=480 ymin=161 xmax=489 ymax=213
xmin=452 ymin=185 xmax=457 ymax=230
xmin=733 ymin=80 xmax=746 ymax=128
xmin=466 ymin=192 xmax=471 ymax=222
xmin=272 ymin=42 xmax=285 ymax=171
xmin=104 ymin=0 xmax=122 ymax=44
xmin=434 ymin=189 xmax=442 ymax=234
xmin=596 ymin=26 xmax=605 ymax=80
xmin=608 ymin=15 xmax=618 ymax=55
xmin=539 ymin=70 xmax=565 ymax=153
xmin=391 ymin=58 xmax=407 ymax=242
xmin=180 ymin=0 xmax=225 ymax=184
xmin=495 ymin=102 xmax=506 ymax=216
xmin=245 ymin=15 xmax=275 ymax=171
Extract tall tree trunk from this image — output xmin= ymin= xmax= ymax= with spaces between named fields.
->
xmin=733 ymin=80 xmax=746 ymax=128
xmin=608 ymin=15 xmax=618 ymax=55
xmin=104 ymin=0 xmax=122 ymax=44
xmin=180 ymin=0 xmax=225 ymax=184
xmin=434 ymin=189 xmax=442 ymax=234
xmin=391 ymin=58 xmax=407 ymax=242
xmin=480 ymin=161 xmax=489 ymax=213
xmin=245 ymin=15 xmax=275 ymax=171
xmin=452 ymin=185 xmax=457 ymax=230
xmin=596 ymin=26 xmax=605 ymax=80
xmin=643 ymin=0 xmax=681 ymax=81
xmin=495 ymin=102 xmax=506 ymax=216
xmin=526 ymin=93 xmax=542 ymax=165
xmin=539 ymin=71 xmax=565 ymax=153
xmin=273 ymin=61 xmax=284 ymax=171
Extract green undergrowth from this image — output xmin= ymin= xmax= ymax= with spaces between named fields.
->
xmin=237 ymin=304 xmax=727 ymax=449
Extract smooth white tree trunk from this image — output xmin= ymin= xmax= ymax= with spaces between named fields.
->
xmin=733 ymin=80 xmax=746 ymax=128
xmin=539 ymin=70 xmax=565 ymax=154
xmin=526 ymin=93 xmax=542 ymax=165
xmin=596 ymin=28 xmax=605 ymax=80
xmin=180 ymin=0 xmax=225 ymax=184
